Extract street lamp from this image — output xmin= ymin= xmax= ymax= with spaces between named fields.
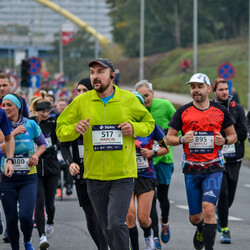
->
xmin=139 ymin=0 xmax=145 ymax=81
xmin=193 ymin=0 xmax=198 ymax=74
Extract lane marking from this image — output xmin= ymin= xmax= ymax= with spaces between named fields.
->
xmin=176 ymin=205 xmax=243 ymax=221
xmin=244 ymin=184 xmax=250 ymax=188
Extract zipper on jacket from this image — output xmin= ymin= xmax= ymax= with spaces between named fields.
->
xmin=103 ymin=103 xmax=106 ymax=180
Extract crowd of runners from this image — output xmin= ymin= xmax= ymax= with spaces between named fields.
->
xmin=0 ymin=58 xmax=249 ymax=250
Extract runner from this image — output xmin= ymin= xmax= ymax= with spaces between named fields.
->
xmin=212 ymin=78 xmax=247 ymax=244
xmin=56 ymin=58 xmax=155 ymax=250
xmin=30 ymin=91 xmax=60 ymax=250
xmin=1 ymin=93 xmax=46 ymax=250
xmin=60 ymin=78 xmax=108 ymax=250
xmin=166 ymin=73 xmax=237 ymax=250
xmin=126 ymin=91 xmax=169 ymax=250
xmin=135 ymin=80 xmax=176 ymax=249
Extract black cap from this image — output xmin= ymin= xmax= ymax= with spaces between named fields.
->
xmin=88 ymin=58 xmax=115 ymax=72
xmin=77 ymin=77 xmax=93 ymax=91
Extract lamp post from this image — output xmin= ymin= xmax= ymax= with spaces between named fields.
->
xmin=248 ymin=0 xmax=250 ymax=110
xmin=193 ymin=0 xmax=198 ymax=74
xmin=139 ymin=0 xmax=145 ymax=81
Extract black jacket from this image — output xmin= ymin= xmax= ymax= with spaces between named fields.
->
xmin=30 ymin=116 xmax=60 ymax=176
xmin=60 ymin=136 xmax=84 ymax=184
xmin=213 ymin=95 xmax=247 ymax=162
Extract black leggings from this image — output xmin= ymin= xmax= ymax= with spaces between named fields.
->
xmin=150 ymin=184 xmax=170 ymax=237
xmin=217 ymin=161 xmax=241 ymax=228
xmin=35 ymin=175 xmax=58 ymax=237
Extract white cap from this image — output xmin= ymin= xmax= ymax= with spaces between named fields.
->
xmin=186 ymin=73 xmax=211 ymax=86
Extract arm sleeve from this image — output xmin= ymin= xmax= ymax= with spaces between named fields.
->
xmin=60 ymin=141 xmax=74 ymax=166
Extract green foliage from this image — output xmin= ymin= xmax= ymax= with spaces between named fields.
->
xmin=114 ymin=37 xmax=249 ymax=107
xmin=107 ymin=0 xmax=249 ymax=57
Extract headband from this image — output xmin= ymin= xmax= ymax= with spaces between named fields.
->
xmin=35 ymin=102 xmax=51 ymax=111
xmin=3 ymin=94 xmax=22 ymax=110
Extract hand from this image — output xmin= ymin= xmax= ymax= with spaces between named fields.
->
xmin=140 ymin=148 xmax=154 ymax=158
xmin=28 ymin=153 xmax=39 ymax=166
xmin=4 ymin=161 xmax=14 ymax=177
xmin=75 ymin=118 xmax=90 ymax=135
xmin=183 ymin=130 xmax=195 ymax=143
xmin=69 ymin=163 xmax=80 ymax=176
xmin=215 ymin=132 xmax=225 ymax=146
xmin=118 ymin=122 xmax=133 ymax=137
xmin=12 ymin=125 xmax=26 ymax=137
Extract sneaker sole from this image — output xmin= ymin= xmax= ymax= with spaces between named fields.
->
xmin=40 ymin=241 xmax=49 ymax=249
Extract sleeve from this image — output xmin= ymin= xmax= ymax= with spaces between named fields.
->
xmin=235 ymin=105 xmax=247 ymax=142
xmin=56 ymin=98 xmax=81 ymax=142
xmin=60 ymin=141 xmax=74 ymax=166
xmin=128 ymin=97 xmax=155 ymax=137
xmin=168 ymin=108 xmax=183 ymax=132
xmin=0 ymin=109 xmax=11 ymax=136
xmin=154 ymin=124 xmax=165 ymax=141
xmin=222 ymin=108 xmax=235 ymax=129
xmin=32 ymin=121 xmax=47 ymax=147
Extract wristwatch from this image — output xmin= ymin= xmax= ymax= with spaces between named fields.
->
xmin=153 ymin=149 xmax=158 ymax=157
xmin=224 ymin=137 xmax=228 ymax=145
xmin=6 ymin=158 xmax=14 ymax=164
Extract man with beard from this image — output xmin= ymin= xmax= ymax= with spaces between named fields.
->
xmin=212 ymin=78 xmax=247 ymax=244
xmin=56 ymin=58 xmax=155 ymax=250
xmin=166 ymin=73 xmax=237 ymax=250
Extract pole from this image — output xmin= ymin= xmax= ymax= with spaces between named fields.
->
xmin=248 ymin=0 xmax=250 ymax=110
xmin=139 ymin=0 xmax=145 ymax=81
xmin=95 ymin=0 xmax=99 ymax=58
xmin=59 ymin=7 xmax=64 ymax=74
xmin=193 ymin=0 xmax=198 ymax=74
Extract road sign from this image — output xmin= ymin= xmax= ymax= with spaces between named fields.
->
xmin=10 ymin=74 xmax=19 ymax=93
xmin=30 ymin=75 xmax=41 ymax=88
xmin=29 ymin=57 xmax=42 ymax=75
xmin=217 ymin=62 xmax=235 ymax=80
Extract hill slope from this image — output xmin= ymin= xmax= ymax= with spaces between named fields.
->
xmin=114 ymin=38 xmax=249 ymax=108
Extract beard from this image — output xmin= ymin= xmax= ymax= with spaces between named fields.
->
xmin=192 ymin=93 xmax=206 ymax=103
xmin=93 ymin=79 xmax=111 ymax=93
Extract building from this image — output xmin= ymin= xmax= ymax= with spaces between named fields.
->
xmin=0 ymin=0 xmax=113 ymax=61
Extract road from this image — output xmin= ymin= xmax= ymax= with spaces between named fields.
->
xmin=1 ymin=145 xmax=250 ymax=250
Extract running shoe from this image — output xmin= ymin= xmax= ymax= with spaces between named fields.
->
xmin=46 ymin=224 xmax=54 ymax=239
xmin=193 ymin=227 xmax=204 ymax=250
xmin=56 ymin=188 xmax=62 ymax=197
xmin=0 ymin=208 xmax=3 ymax=235
xmin=144 ymin=230 xmax=154 ymax=250
xmin=66 ymin=185 xmax=73 ymax=195
xmin=3 ymin=230 xmax=9 ymax=243
xmin=220 ymin=230 xmax=231 ymax=244
xmin=153 ymin=237 xmax=162 ymax=249
xmin=39 ymin=234 xmax=50 ymax=249
xmin=161 ymin=220 xmax=170 ymax=243
xmin=23 ymin=240 xmax=34 ymax=250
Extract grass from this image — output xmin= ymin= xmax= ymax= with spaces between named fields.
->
xmin=113 ymin=37 xmax=250 ymax=160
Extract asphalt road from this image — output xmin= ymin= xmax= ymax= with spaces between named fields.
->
xmin=1 ymin=145 xmax=250 ymax=250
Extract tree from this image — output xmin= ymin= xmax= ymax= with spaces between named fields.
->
xmin=48 ymin=29 xmax=95 ymax=82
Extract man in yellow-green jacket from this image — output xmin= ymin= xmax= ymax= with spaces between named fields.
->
xmin=56 ymin=58 xmax=155 ymax=250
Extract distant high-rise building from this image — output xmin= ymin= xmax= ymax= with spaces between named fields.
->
xmin=0 ymin=0 xmax=112 ymax=41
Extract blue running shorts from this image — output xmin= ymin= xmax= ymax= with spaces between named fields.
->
xmin=184 ymin=171 xmax=223 ymax=215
